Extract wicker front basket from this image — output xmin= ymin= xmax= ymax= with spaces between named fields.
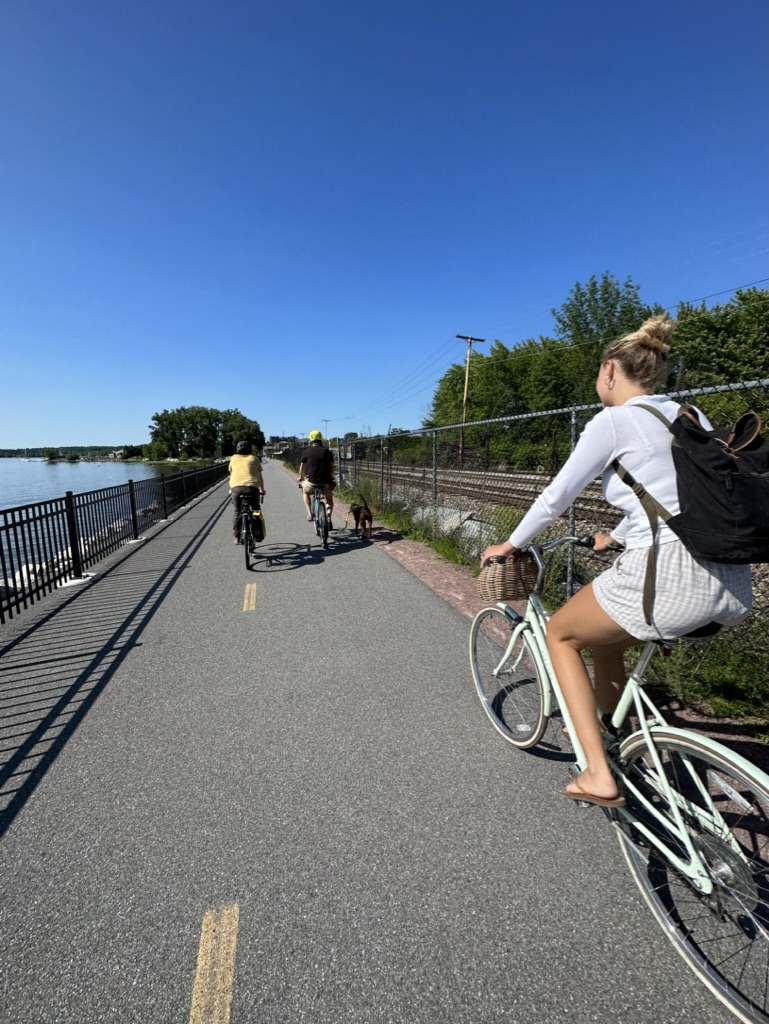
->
xmin=476 ymin=554 xmax=538 ymax=603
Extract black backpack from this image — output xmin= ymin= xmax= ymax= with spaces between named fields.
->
xmin=613 ymin=403 xmax=769 ymax=624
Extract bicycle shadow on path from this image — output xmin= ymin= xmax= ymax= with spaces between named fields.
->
xmin=247 ymin=531 xmax=368 ymax=571
xmin=0 ymin=492 xmax=230 ymax=839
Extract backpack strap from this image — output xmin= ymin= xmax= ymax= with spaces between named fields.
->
xmin=611 ymin=460 xmax=673 ymax=625
xmin=611 ymin=403 xmax=675 ymax=626
xmin=726 ymin=411 xmax=762 ymax=451
xmin=633 ymin=402 xmax=675 ymax=429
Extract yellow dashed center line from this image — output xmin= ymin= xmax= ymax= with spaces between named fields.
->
xmin=189 ymin=902 xmax=240 ymax=1024
xmin=243 ymin=583 xmax=256 ymax=611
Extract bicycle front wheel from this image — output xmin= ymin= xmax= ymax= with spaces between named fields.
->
xmin=469 ymin=606 xmax=547 ymax=748
xmin=617 ymin=729 xmax=769 ymax=1023
xmin=317 ymin=503 xmax=329 ymax=548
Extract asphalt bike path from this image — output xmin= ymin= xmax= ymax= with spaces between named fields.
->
xmin=0 ymin=460 xmax=734 ymax=1023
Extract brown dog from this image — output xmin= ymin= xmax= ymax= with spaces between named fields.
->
xmin=352 ymin=495 xmax=373 ymax=538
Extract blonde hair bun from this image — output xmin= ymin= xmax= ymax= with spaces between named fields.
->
xmin=631 ymin=314 xmax=675 ymax=357
xmin=602 ymin=314 xmax=675 ymax=389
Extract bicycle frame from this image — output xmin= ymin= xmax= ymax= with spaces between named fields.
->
xmin=239 ymin=495 xmax=257 ymax=528
xmin=491 ymin=536 xmax=758 ymax=896
xmin=609 ymin=662 xmax=755 ymax=894
xmin=311 ymin=488 xmax=325 ymax=519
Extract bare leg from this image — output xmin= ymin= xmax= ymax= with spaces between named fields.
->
xmin=546 ymin=583 xmax=634 ymax=800
xmin=592 ymin=641 xmax=632 ymax=716
xmin=302 ymin=489 xmax=312 ymax=516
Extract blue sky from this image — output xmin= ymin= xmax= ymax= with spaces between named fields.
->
xmin=1 ymin=1 xmax=766 ymax=448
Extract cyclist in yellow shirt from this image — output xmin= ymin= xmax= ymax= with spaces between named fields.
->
xmin=228 ymin=440 xmax=265 ymax=543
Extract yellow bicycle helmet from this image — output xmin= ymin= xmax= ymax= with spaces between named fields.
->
xmin=308 ymin=429 xmax=323 ymax=442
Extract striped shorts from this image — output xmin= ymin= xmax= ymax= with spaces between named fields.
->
xmin=592 ymin=539 xmax=754 ymax=641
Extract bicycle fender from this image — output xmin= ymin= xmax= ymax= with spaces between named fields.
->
xmin=494 ymin=601 xmax=523 ymax=625
xmin=619 ymin=726 xmax=769 ymax=790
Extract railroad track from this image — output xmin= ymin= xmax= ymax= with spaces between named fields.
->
xmin=350 ymin=463 xmax=615 ymax=522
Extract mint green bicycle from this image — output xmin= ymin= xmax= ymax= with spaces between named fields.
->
xmin=469 ymin=535 xmax=769 ymax=1024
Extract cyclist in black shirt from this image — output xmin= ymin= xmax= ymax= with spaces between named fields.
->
xmin=298 ymin=430 xmax=335 ymax=526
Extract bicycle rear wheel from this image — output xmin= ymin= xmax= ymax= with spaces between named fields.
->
xmin=469 ymin=606 xmax=547 ymax=748
xmin=317 ymin=502 xmax=329 ymax=548
xmin=243 ymin=520 xmax=252 ymax=569
xmin=617 ymin=729 xmax=769 ymax=1023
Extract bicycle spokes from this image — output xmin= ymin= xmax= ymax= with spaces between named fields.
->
xmin=618 ymin=731 xmax=769 ymax=1020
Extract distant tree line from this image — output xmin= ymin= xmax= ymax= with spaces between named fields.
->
xmin=0 ymin=446 xmax=128 ymax=460
xmin=3 ymin=408 xmax=266 ymax=463
xmin=145 ymin=406 xmax=265 ymax=461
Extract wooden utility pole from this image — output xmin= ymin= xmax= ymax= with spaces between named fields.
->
xmin=456 ymin=334 xmax=486 ymax=466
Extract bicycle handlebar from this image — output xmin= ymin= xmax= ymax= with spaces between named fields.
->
xmin=528 ymin=533 xmax=623 ymax=573
xmin=540 ymin=533 xmax=595 ymax=553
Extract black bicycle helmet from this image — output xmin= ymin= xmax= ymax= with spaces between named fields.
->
xmin=236 ymin=440 xmax=252 ymax=454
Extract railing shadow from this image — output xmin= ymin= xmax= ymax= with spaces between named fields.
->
xmin=0 ymin=495 xmax=230 ymax=838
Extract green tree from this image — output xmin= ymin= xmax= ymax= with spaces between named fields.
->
xmin=672 ymin=288 xmax=769 ymax=388
xmin=144 ymin=440 xmax=170 ymax=461
xmin=178 ymin=406 xmax=219 ymax=459
xmin=148 ymin=409 xmax=185 ymax=458
xmin=552 ymin=272 xmax=654 ymax=349
xmin=148 ymin=406 xmax=265 ymax=459
xmin=548 ymin=271 xmax=658 ymax=403
xmin=425 ymin=363 xmax=466 ymax=426
xmin=220 ymin=410 xmax=265 ymax=456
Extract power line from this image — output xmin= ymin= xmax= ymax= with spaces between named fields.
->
xmin=632 ymin=223 xmax=768 ymax=279
xmin=661 ymin=277 xmax=768 ymax=311
xmin=345 ymin=335 xmax=460 ymax=421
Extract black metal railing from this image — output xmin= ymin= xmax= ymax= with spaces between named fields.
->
xmin=0 ymin=463 xmax=228 ymax=624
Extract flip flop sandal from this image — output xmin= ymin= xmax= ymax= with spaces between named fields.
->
xmin=565 ymin=778 xmax=625 ymax=808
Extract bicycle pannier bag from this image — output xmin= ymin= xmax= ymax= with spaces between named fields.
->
xmin=252 ymin=510 xmax=266 ymax=542
xmin=477 ymin=554 xmax=537 ymax=603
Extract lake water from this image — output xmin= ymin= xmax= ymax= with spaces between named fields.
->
xmin=0 ymin=459 xmax=175 ymax=511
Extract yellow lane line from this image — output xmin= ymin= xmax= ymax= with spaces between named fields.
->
xmin=243 ymin=583 xmax=256 ymax=611
xmin=189 ymin=902 xmax=240 ymax=1024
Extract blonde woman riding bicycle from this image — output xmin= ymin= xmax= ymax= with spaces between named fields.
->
xmin=481 ymin=315 xmax=753 ymax=808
